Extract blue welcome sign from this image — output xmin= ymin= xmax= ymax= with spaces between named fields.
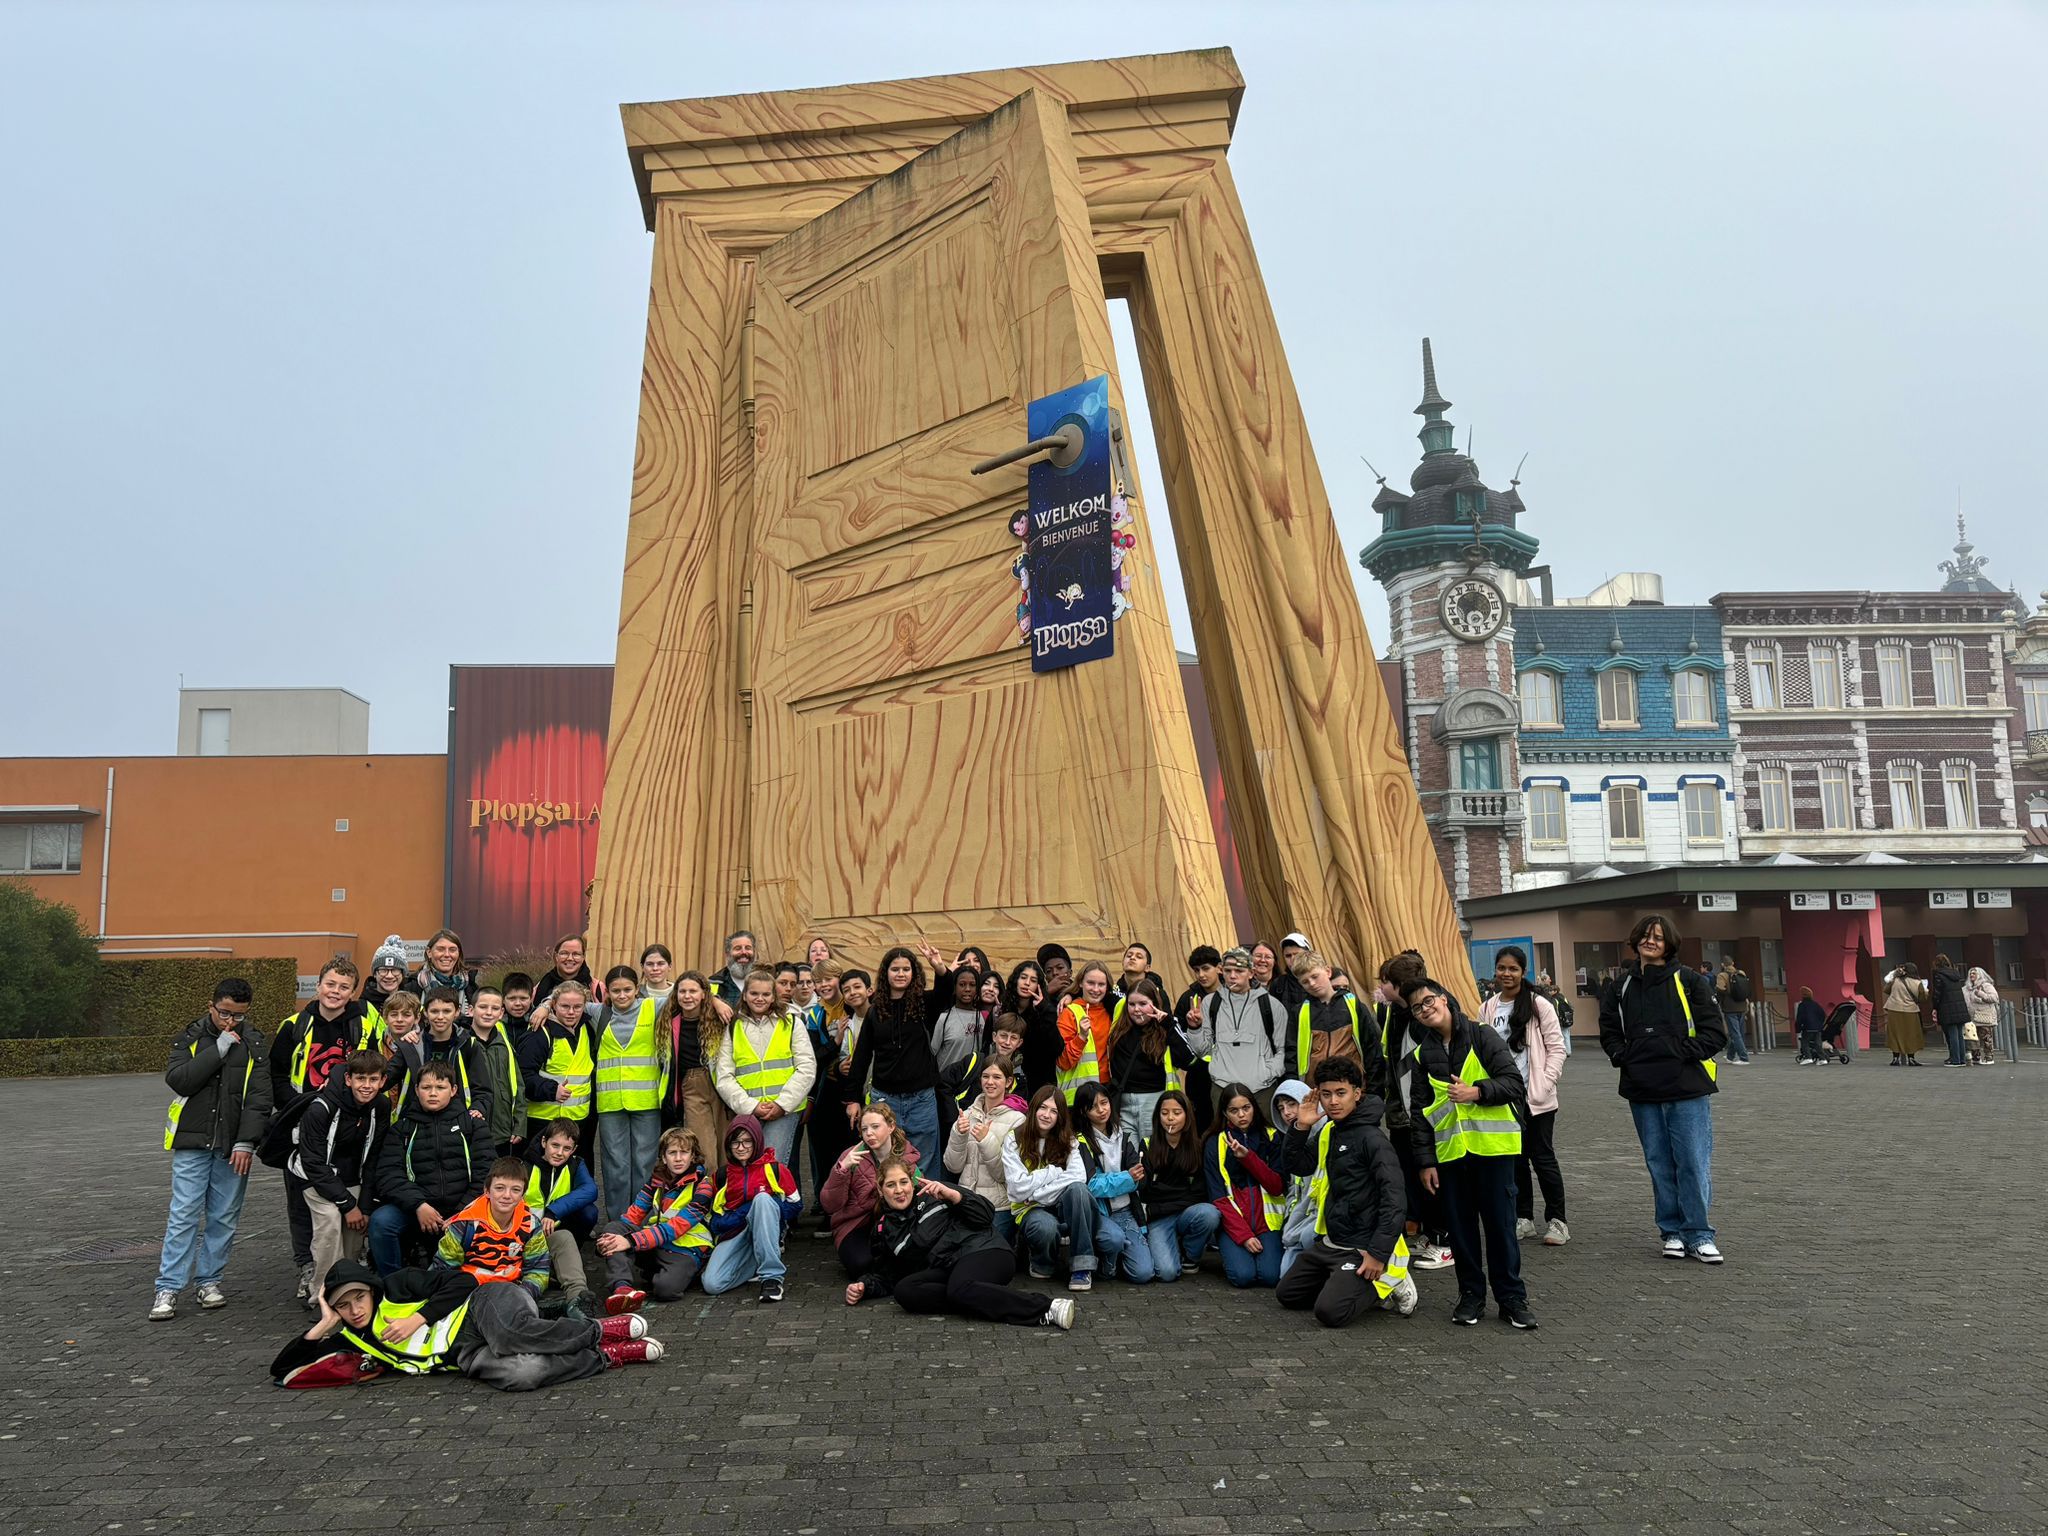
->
xmin=1012 ymin=374 xmax=1119 ymax=672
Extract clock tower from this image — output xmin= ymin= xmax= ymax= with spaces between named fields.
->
xmin=1360 ymin=340 xmax=1540 ymax=909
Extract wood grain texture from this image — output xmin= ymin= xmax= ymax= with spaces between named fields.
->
xmin=742 ymin=89 xmax=1229 ymax=969
xmin=591 ymin=49 xmax=1472 ymax=1003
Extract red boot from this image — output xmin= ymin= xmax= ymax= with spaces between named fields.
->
xmin=598 ymin=1313 xmax=648 ymax=1344
xmin=600 ymin=1338 xmax=664 ymax=1368
xmin=604 ymin=1286 xmax=646 ymax=1316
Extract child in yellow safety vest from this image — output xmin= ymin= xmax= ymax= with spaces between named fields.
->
xmin=1400 ymin=980 xmax=1535 ymax=1331
xmin=596 ymin=1126 xmax=714 ymax=1307
xmin=520 ymin=1119 xmax=599 ymax=1315
xmin=594 ymin=965 xmax=666 ymax=1222
xmin=1276 ymin=1056 xmax=1417 ymax=1328
xmin=272 ymin=1258 xmax=661 ymax=1391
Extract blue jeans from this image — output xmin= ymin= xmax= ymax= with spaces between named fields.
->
xmin=1942 ymin=1024 xmax=1968 ymax=1065
xmin=1144 ymin=1202 xmax=1220 ymax=1281
xmin=1221 ymin=1228 xmax=1282 ymax=1288
xmin=598 ymin=1108 xmax=661 ymax=1219
xmin=1095 ymin=1207 xmax=1155 ymax=1282
xmin=702 ymin=1192 xmax=789 ymax=1293
xmin=367 ymin=1202 xmax=420 ymax=1277
xmin=1629 ymin=1096 xmax=1715 ymax=1246
xmin=872 ymin=1086 xmax=940 ymax=1174
xmin=1020 ymin=1184 xmax=1096 ymax=1276
xmin=1722 ymin=1011 xmax=1750 ymax=1061
xmin=156 ymin=1150 xmax=249 ymax=1292
xmin=1120 ymin=1093 xmax=1161 ymax=1144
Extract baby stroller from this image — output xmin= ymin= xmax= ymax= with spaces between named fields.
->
xmin=1799 ymin=1002 xmax=1854 ymax=1064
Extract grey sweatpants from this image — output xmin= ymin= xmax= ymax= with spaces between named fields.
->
xmin=453 ymin=1281 xmax=608 ymax=1392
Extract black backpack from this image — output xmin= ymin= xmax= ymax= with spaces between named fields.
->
xmin=257 ymin=1091 xmax=321 ymax=1169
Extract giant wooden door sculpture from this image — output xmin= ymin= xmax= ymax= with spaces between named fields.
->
xmin=743 ymin=92 xmax=1222 ymax=959
xmin=590 ymin=51 xmax=1477 ymax=1004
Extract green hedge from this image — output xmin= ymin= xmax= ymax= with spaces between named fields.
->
xmin=0 ymin=957 xmax=303 ymax=1077
xmin=0 ymin=1034 xmax=178 ymax=1077
xmin=86 ymin=957 xmax=300 ymax=1038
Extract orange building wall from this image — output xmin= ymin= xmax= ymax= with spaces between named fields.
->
xmin=0 ymin=756 xmax=445 ymax=977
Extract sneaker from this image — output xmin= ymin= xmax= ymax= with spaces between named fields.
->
xmin=1067 ymin=1270 xmax=1093 ymax=1293
xmin=195 ymin=1281 xmax=227 ymax=1310
xmin=605 ymin=1286 xmax=647 ymax=1316
xmin=1798 ymin=1058 xmax=1815 ymax=1066
xmin=1515 ymin=1217 xmax=1539 ymax=1240
xmin=148 ymin=1289 xmax=177 ymax=1321
xmin=758 ymin=1278 xmax=785 ymax=1304
xmin=1043 ymin=1297 xmax=1076 ymax=1330
xmin=1451 ymin=1297 xmax=1484 ymax=1326
xmin=1387 ymin=1275 xmax=1419 ymax=1316
xmin=1028 ymin=1265 xmax=1054 ymax=1281
xmin=293 ymin=1262 xmax=315 ymax=1307
xmin=565 ymin=1289 xmax=594 ymax=1321
xmin=1180 ymin=1260 xmax=1199 ymax=1276
xmin=1689 ymin=1241 xmax=1724 ymax=1265
xmin=1412 ymin=1241 xmax=1455 ymax=1271
xmin=1501 ymin=1300 xmax=1539 ymax=1330
xmin=1661 ymin=1236 xmax=1685 ymax=1260
xmin=598 ymin=1313 xmax=649 ymax=1343
xmin=1543 ymin=1218 xmax=1570 ymax=1247
xmin=600 ymin=1338 xmax=663 ymax=1368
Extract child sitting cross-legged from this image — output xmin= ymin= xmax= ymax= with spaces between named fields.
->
xmin=702 ymin=1114 xmax=802 ymax=1302
xmin=594 ymin=1127 xmax=714 ymax=1308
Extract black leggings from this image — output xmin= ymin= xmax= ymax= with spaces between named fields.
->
xmin=890 ymin=1248 xmax=1047 ymax=1327
xmin=1515 ymin=1109 xmax=1566 ymax=1223
xmin=836 ymin=1228 xmax=873 ymax=1278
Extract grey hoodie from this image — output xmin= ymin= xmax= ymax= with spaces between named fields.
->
xmin=1270 ymin=1079 xmax=1321 ymax=1256
xmin=1186 ymin=985 xmax=1286 ymax=1091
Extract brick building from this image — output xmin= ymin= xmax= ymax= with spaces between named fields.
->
xmin=1713 ymin=578 xmax=2024 ymax=858
xmin=1358 ymin=340 xmax=1538 ymax=905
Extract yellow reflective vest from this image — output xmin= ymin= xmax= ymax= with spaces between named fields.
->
xmin=595 ymin=1000 xmax=666 ymax=1112
xmin=1412 ymin=1036 xmax=1521 ymax=1163
xmin=341 ymin=1296 xmax=470 ymax=1374
xmin=729 ymin=1014 xmax=798 ymax=1103
xmin=528 ymin=1025 xmax=593 ymax=1122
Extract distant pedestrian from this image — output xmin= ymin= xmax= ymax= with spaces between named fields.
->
xmin=1881 ymin=965 xmax=1927 ymax=1066
xmin=1598 ymin=914 xmax=1726 ymax=1265
xmin=152 ymin=978 xmax=274 ymax=1320
xmin=1714 ymin=959 xmax=1753 ymax=1064
xmin=1964 ymin=966 xmax=2000 ymax=1064
xmin=1793 ymin=987 xmax=1827 ymax=1064
xmin=1927 ymin=956 xmax=1972 ymax=1067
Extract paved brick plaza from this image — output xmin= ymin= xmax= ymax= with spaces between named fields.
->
xmin=3 ymin=1053 xmax=2042 ymax=1535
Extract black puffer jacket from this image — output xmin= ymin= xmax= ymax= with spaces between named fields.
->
xmin=1281 ymin=1095 xmax=1406 ymax=1262
xmin=372 ymin=1101 xmax=491 ymax=1214
xmin=1927 ymin=967 xmax=1971 ymax=1028
xmin=859 ymin=1187 xmax=1010 ymax=1296
xmin=165 ymin=1016 xmax=274 ymax=1155
xmin=1598 ymin=963 xmax=1724 ymax=1103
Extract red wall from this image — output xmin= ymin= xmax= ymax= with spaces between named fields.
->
xmin=447 ymin=666 xmax=612 ymax=957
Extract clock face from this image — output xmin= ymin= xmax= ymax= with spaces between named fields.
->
xmin=1440 ymin=577 xmax=1506 ymax=641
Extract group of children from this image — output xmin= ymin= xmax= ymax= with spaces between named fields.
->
xmin=154 ymin=923 xmax=1570 ymax=1395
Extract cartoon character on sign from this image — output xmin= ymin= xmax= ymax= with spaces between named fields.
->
xmin=1056 ymin=583 xmax=1085 ymax=609
xmin=1109 ymin=494 xmax=1137 ymax=622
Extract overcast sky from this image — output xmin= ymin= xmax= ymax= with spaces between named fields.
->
xmin=3 ymin=1 xmax=2043 ymax=756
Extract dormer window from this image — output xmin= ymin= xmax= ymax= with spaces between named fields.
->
xmin=1454 ymin=488 xmax=1485 ymax=521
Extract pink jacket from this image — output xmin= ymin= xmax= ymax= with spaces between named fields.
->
xmin=1481 ymin=991 xmax=1566 ymax=1116
xmin=818 ymin=1141 xmax=919 ymax=1247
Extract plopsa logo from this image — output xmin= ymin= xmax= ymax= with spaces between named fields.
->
xmin=1033 ymin=615 xmax=1109 ymax=657
xmin=468 ymin=798 xmax=601 ymax=832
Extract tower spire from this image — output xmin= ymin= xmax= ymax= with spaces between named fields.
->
xmin=1416 ymin=338 xmax=1452 ymax=416
xmin=1414 ymin=338 xmax=1457 ymax=458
